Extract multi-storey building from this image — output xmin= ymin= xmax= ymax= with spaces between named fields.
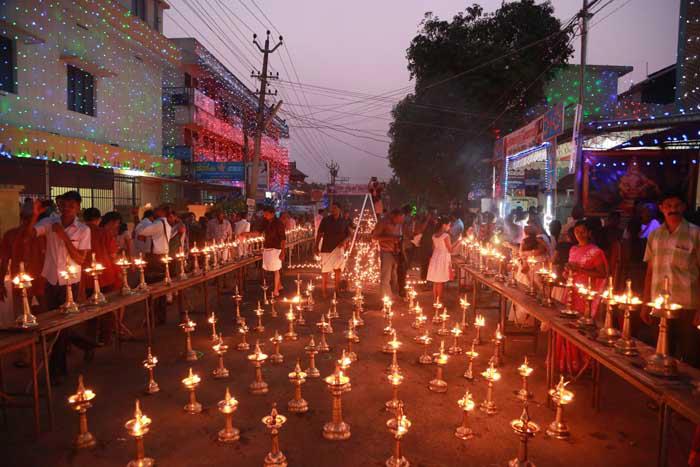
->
xmin=163 ymin=37 xmax=290 ymax=197
xmin=0 ymin=0 xmax=181 ymax=215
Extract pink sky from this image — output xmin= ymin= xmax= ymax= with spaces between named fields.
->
xmin=164 ymin=0 xmax=679 ymax=183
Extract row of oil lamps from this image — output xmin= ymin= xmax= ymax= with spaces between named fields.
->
xmin=460 ymin=234 xmax=689 ymax=379
xmin=11 ymin=227 xmax=316 ymax=329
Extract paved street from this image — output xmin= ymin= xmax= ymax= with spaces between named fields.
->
xmin=0 ymin=271 xmax=692 ymax=466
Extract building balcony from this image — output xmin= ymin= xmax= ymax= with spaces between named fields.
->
xmin=165 ymin=87 xmax=245 ymax=146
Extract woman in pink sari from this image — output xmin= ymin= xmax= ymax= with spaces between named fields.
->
xmin=556 ymin=220 xmax=608 ymax=377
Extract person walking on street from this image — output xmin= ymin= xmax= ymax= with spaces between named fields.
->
xmin=256 ymin=206 xmax=286 ymax=297
xmin=372 ymin=208 xmax=405 ymax=300
xmin=643 ymin=191 xmax=700 ymax=368
xmin=315 ymin=203 xmax=350 ymax=297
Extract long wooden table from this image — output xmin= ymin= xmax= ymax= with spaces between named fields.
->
xmin=0 ymin=235 xmax=314 ymax=436
xmin=456 ymin=258 xmax=700 ymax=467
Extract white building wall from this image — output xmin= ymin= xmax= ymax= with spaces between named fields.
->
xmin=0 ymin=0 xmax=166 ymax=156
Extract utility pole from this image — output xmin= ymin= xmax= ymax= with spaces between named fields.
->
xmin=326 ymin=160 xmax=339 ymax=207
xmin=573 ymin=0 xmax=590 ymax=207
xmin=249 ymin=30 xmax=283 ymax=205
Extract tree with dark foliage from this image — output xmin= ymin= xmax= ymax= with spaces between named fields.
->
xmin=388 ymin=1 xmax=574 ymax=205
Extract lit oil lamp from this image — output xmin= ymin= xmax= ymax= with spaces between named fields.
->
xmin=337 ymin=350 xmax=354 ymax=393
xmin=436 ymin=308 xmax=451 ymax=336
xmin=455 ymin=390 xmax=475 ymax=440
xmin=516 ymin=356 xmax=533 ymax=401
xmin=448 ymin=323 xmax=463 ymax=355
xmin=68 ymin=374 xmax=96 ymax=448
xmin=247 ymin=340 xmax=269 ymax=395
xmin=323 ymin=363 xmax=351 ymax=440
xmin=407 ymin=287 xmax=417 ymax=311
xmin=645 ymin=277 xmax=683 ymax=377
xmin=217 ymin=388 xmax=240 ymax=443
xmin=412 ymin=304 xmax=426 ymax=330
xmin=208 ymin=311 xmax=219 ymax=342
xmin=352 ymin=307 xmax=365 ymax=327
xmin=175 ymin=247 xmax=188 ymax=280
xmin=597 ymin=276 xmax=621 ymax=345
xmin=295 ymin=302 xmax=306 ymax=326
xmin=261 ymin=276 xmax=269 ymax=305
xmin=576 ymin=278 xmax=598 ymax=329
xmin=542 ymin=268 xmax=558 ymax=307
xmin=463 ymin=341 xmax=479 ymax=381
xmin=201 ymin=244 xmax=211 ymax=272
xmin=350 ymin=314 xmax=361 ymax=343
xmin=386 ymin=369 xmax=404 ymax=413
xmin=115 ymin=253 xmax=134 ymax=295
xmin=262 ymin=404 xmax=287 ymax=467
xmin=459 ymin=295 xmax=471 ymax=329
xmin=84 ymin=253 xmax=106 ymax=305
xmin=284 ymin=304 xmax=298 ymax=341
xmin=345 ymin=319 xmax=359 ymax=362
xmin=480 ymin=361 xmax=501 ymax=415
xmin=614 ymin=279 xmax=642 ymax=356
xmin=254 ymin=301 xmax=265 ymax=333
xmin=507 ymin=257 xmax=519 ymax=287
xmin=58 ymin=264 xmax=80 ymax=314
xmin=269 ymin=296 xmax=278 ymax=318
xmin=190 ymin=244 xmax=202 ymax=275
xmin=181 ymin=367 xmax=202 ymax=414
xmin=416 ymin=332 xmax=433 ymax=365
xmin=559 ymin=276 xmax=578 ymax=318
xmin=232 ymin=286 xmax=243 ymax=325
xmin=546 ymin=376 xmax=574 ymax=439
xmin=526 ymin=256 xmax=538 ymax=296
xmin=385 ymin=406 xmax=411 ymax=467
xmin=294 ymin=273 xmax=303 ymax=296
xmin=160 ymin=254 xmax=173 ymax=286
xmin=383 ymin=309 xmax=396 ymax=336
xmin=179 ymin=311 xmax=198 ymax=362
xmin=212 ymin=334 xmax=230 ymax=379
xmin=316 ymin=314 xmax=332 ymax=352
xmin=509 ymin=402 xmax=540 ymax=467
xmin=269 ymin=331 xmax=284 ymax=364
xmin=142 ymin=347 xmax=159 ymax=394
xmin=288 ymin=359 xmax=309 ymax=413
xmin=473 ymin=314 xmax=485 ymax=346
xmin=428 ymin=340 xmax=449 ymax=393
xmin=133 ymin=254 xmax=149 ymax=291
xmin=384 ymin=330 xmax=402 ymax=375
xmin=124 ymin=400 xmax=154 ymax=467
xmin=236 ymin=319 xmax=250 ymax=351
xmin=330 ymin=291 xmax=339 ymax=319
xmin=432 ymin=300 xmax=444 ymax=325
xmin=304 ymin=335 xmax=321 ymax=378
xmin=492 ymin=324 xmax=505 ymax=367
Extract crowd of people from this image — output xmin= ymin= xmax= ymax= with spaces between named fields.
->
xmin=0 ymin=195 xmax=320 ymax=384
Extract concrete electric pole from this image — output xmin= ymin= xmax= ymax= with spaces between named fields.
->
xmin=249 ymin=30 xmax=283 ymax=204
xmin=573 ymin=0 xmax=591 ymax=206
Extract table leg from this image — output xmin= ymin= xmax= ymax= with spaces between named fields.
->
xmin=40 ymin=333 xmax=54 ymax=430
xmin=0 ymin=352 xmax=6 ymax=429
xmin=546 ymin=329 xmax=554 ymax=409
xmin=592 ymin=360 xmax=601 ymax=411
xmin=657 ymin=403 xmax=669 ymax=467
xmin=216 ymin=277 xmax=222 ymax=311
xmin=177 ymin=290 xmax=185 ymax=322
xmin=31 ymin=341 xmax=40 ymax=436
xmin=472 ymin=274 xmax=478 ymax=312
xmin=499 ymin=294 xmax=506 ymax=354
xmin=202 ymin=280 xmax=209 ymax=315
xmin=145 ymin=298 xmax=153 ymax=347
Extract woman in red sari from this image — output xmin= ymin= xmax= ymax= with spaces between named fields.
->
xmin=555 ymin=220 xmax=608 ymax=377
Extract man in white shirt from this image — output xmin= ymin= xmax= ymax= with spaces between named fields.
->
xmin=135 ymin=204 xmax=172 ymax=324
xmin=27 ymin=191 xmax=92 ymax=382
xmin=133 ymin=209 xmax=155 ymax=255
xmin=233 ymin=211 xmax=251 ymax=256
xmin=207 ymin=210 xmax=233 ymax=242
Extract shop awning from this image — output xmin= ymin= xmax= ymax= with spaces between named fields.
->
xmin=612 ymin=124 xmax=700 ymax=150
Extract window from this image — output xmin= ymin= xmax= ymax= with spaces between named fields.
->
xmin=67 ymin=65 xmax=95 ymax=116
xmin=153 ymin=0 xmax=162 ymax=32
xmin=131 ymin=0 xmax=146 ymax=21
xmin=0 ymin=36 xmax=15 ymax=93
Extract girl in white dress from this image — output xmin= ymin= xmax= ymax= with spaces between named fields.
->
xmin=427 ymin=217 xmax=453 ymax=303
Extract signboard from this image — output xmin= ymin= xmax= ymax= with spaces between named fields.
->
xmin=245 ymin=161 xmax=269 ymax=192
xmin=329 ymin=184 xmax=368 ymax=196
xmin=193 ymin=162 xmax=245 ymax=182
xmin=542 ymin=103 xmax=565 ymax=141
xmin=504 ymin=118 xmax=543 ymax=157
